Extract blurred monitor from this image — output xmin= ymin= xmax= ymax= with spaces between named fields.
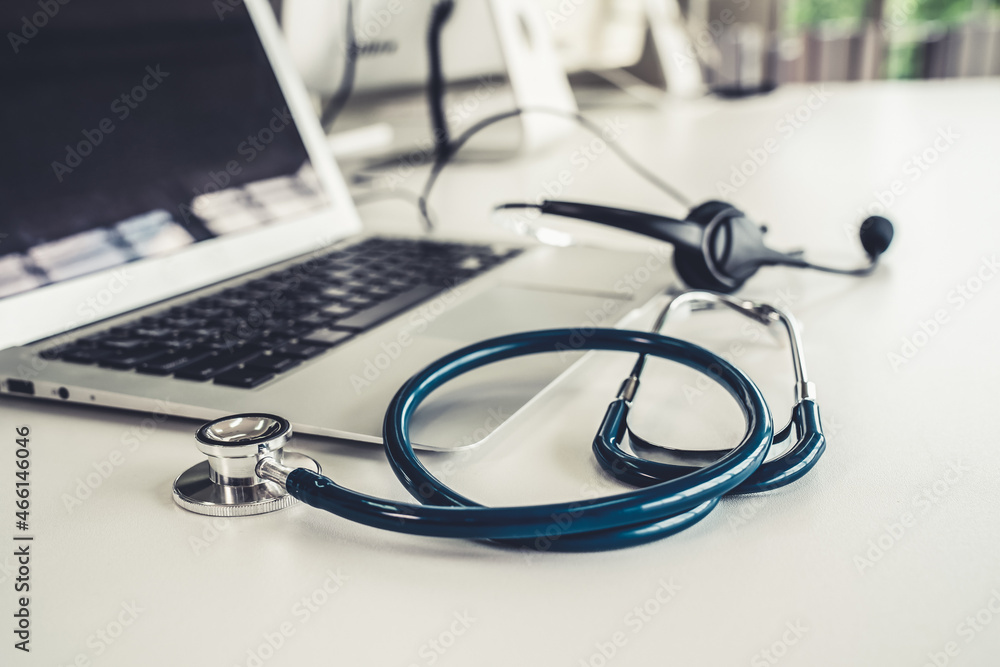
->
xmin=284 ymin=0 xmax=506 ymax=96
xmin=282 ymin=0 xmax=576 ymax=158
xmin=539 ymin=0 xmax=649 ymax=73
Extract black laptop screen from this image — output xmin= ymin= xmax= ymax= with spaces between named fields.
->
xmin=0 ymin=0 xmax=330 ymax=299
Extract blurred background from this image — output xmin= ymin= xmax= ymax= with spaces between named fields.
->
xmin=547 ymin=0 xmax=1000 ymax=94
xmin=694 ymin=0 xmax=1000 ymax=90
xmin=277 ymin=0 xmax=999 ymax=165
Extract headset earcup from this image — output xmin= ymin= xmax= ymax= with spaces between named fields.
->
xmin=673 ymin=247 xmax=731 ymax=292
xmin=672 ymin=201 xmax=744 ymax=293
xmin=686 ymin=200 xmax=737 ymax=222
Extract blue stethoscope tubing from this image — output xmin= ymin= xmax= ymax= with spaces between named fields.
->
xmin=284 ymin=327 xmax=826 ymax=552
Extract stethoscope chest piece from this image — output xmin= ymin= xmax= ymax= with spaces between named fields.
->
xmin=172 ymin=413 xmax=320 ymax=517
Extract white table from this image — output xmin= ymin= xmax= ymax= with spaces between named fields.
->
xmin=3 ymin=80 xmax=999 ymax=667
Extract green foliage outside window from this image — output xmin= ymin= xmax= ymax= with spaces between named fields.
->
xmin=785 ymin=0 xmax=999 ymax=78
xmin=786 ymin=0 xmax=999 ymax=27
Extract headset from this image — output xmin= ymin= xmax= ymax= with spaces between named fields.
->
xmin=495 ymin=199 xmax=895 ymax=293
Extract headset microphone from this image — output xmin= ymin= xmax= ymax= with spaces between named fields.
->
xmin=495 ymin=200 xmax=894 ymax=293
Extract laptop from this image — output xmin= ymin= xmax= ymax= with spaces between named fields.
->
xmin=0 ymin=0 xmax=674 ymax=450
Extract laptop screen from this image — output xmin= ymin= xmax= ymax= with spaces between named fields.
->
xmin=0 ymin=0 xmax=330 ymax=299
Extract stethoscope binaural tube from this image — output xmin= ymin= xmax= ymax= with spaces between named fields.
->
xmin=596 ymin=290 xmax=826 ymax=495
xmin=283 ymin=328 xmax=774 ymax=552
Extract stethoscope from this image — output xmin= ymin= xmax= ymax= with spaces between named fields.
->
xmin=172 ymin=289 xmax=825 ymax=552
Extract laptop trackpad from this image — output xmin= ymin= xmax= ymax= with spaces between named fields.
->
xmin=407 ymin=285 xmax=631 ymax=449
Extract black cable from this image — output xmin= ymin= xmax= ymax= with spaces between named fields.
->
xmin=352 ymin=188 xmax=440 ymax=228
xmin=416 ymin=107 xmax=694 ymax=232
xmin=793 ymin=259 xmax=879 ymax=277
xmin=319 ymin=0 xmax=357 ymax=130
xmin=426 ymin=0 xmax=455 ymax=164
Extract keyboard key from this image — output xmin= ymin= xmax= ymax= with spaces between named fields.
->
xmin=336 ymin=284 xmax=443 ymax=331
xmin=345 ymin=295 xmax=377 ymax=309
xmin=213 ymin=367 xmax=275 ymax=389
xmin=246 ymin=354 xmax=301 ymax=374
xmin=136 ymin=349 xmax=213 ymax=375
xmin=174 ymin=349 xmax=262 ymax=381
xmin=297 ymin=312 xmax=331 ymax=327
xmin=59 ymin=347 xmax=115 ymax=364
xmin=97 ymin=347 xmax=170 ymax=370
xmin=300 ymin=328 xmax=353 ymax=346
xmin=254 ymin=331 xmax=295 ymax=349
xmin=274 ymin=343 xmax=328 ymax=360
xmin=321 ymin=287 xmax=351 ymax=300
xmin=322 ymin=304 xmax=353 ymax=318
xmin=131 ymin=327 xmax=175 ymax=340
xmin=99 ymin=338 xmax=151 ymax=351
xmin=162 ymin=317 xmax=208 ymax=329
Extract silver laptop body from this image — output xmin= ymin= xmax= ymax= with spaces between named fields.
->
xmin=0 ymin=0 xmax=674 ymax=450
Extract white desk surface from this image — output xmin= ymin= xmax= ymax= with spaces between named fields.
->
xmin=2 ymin=80 xmax=999 ymax=667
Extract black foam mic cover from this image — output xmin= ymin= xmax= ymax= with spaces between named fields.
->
xmin=859 ymin=216 xmax=894 ymax=258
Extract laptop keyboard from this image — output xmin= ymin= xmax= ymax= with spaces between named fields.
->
xmin=42 ymin=238 xmax=521 ymax=389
